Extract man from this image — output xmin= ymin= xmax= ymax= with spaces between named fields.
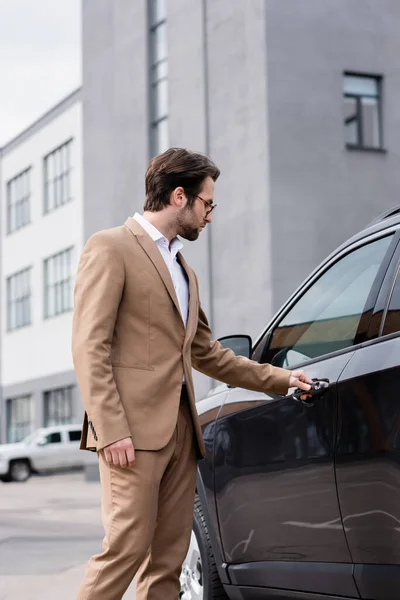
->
xmin=72 ymin=148 xmax=312 ymax=600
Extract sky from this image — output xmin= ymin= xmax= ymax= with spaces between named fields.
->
xmin=0 ymin=0 xmax=81 ymax=147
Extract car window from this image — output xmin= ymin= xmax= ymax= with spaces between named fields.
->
xmin=263 ymin=235 xmax=393 ymax=369
xmin=68 ymin=430 xmax=82 ymax=442
xmin=382 ymin=265 xmax=400 ymax=336
xmin=44 ymin=432 xmax=62 ymax=444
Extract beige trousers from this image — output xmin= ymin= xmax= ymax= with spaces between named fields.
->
xmin=76 ymin=391 xmax=198 ymax=600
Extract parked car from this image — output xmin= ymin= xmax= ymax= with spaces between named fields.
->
xmin=180 ymin=206 xmax=400 ymax=600
xmin=0 ymin=424 xmax=83 ymax=482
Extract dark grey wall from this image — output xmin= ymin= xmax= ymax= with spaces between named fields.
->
xmin=205 ymin=0 xmax=274 ymax=342
xmin=82 ymin=0 xmax=149 ymax=240
xmin=266 ymin=0 xmax=400 ymax=309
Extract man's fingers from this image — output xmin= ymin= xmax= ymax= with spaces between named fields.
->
xmin=102 ymin=438 xmax=135 ymax=468
xmin=126 ymin=445 xmax=135 ymax=466
xmin=296 ymin=380 xmax=312 ymax=391
xmin=118 ymin=450 xmax=127 ymax=468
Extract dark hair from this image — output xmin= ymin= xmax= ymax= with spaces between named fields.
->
xmin=144 ymin=147 xmax=220 ymax=211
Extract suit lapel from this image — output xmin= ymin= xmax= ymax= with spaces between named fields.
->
xmin=178 ymin=252 xmax=198 ymax=346
xmin=124 ymin=217 xmax=183 ymax=321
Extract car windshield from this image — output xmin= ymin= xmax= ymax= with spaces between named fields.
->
xmin=21 ymin=431 xmax=41 ymax=445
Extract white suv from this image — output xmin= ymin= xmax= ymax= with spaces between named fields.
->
xmin=0 ymin=424 xmax=83 ymax=482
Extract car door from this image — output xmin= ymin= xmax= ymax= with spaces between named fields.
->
xmin=214 ymin=232 xmax=397 ymax=598
xmin=31 ymin=431 xmax=66 ymax=470
xmin=65 ymin=428 xmax=83 ymax=468
xmin=335 ymin=240 xmax=400 ymax=600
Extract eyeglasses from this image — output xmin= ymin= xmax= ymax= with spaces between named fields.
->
xmin=197 ymin=195 xmax=217 ymax=216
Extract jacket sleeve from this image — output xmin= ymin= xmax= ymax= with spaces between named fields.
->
xmin=191 ymin=302 xmax=291 ymax=396
xmin=72 ymin=232 xmax=131 ymax=450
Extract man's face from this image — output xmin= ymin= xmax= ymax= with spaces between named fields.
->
xmin=176 ymin=176 xmax=215 ymax=242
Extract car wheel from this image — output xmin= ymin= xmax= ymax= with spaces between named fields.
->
xmin=9 ymin=460 xmax=31 ymax=482
xmin=180 ymin=495 xmax=228 ymax=600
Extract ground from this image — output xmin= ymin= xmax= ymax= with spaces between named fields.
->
xmin=0 ymin=471 xmax=137 ymax=599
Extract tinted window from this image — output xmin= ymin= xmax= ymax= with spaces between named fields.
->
xmin=382 ymin=266 xmax=400 ymax=336
xmin=68 ymin=430 xmax=82 ymax=442
xmin=45 ymin=432 xmax=62 ymax=444
xmin=264 ymin=236 xmax=393 ymax=369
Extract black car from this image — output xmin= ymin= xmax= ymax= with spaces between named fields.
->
xmin=179 ymin=206 xmax=400 ymax=600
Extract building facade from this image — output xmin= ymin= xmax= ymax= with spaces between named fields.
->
xmin=0 ymin=90 xmax=83 ymax=444
xmin=82 ymin=0 xmax=400 ymax=343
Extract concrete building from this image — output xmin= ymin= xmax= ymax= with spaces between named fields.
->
xmin=82 ymin=0 xmax=400 ymax=364
xmin=0 ymin=89 xmax=83 ymax=443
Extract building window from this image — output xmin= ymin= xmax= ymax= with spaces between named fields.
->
xmin=6 ymin=396 xmax=34 ymax=443
xmin=44 ymin=386 xmax=74 ymax=427
xmin=44 ymin=139 xmax=73 ymax=213
xmin=7 ymin=267 xmax=32 ymax=331
xmin=344 ymin=73 xmax=383 ymax=150
xmin=7 ymin=168 xmax=31 ymax=234
xmin=149 ymin=0 xmax=168 ymax=156
xmin=44 ymin=247 xmax=74 ymax=318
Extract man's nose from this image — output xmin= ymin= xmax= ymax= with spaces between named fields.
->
xmin=205 ymin=212 xmax=213 ymax=224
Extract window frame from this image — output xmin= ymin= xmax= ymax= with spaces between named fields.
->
xmin=371 ymin=234 xmax=400 ymax=341
xmin=148 ymin=0 xmax=168 ymax=158
xmin=6 ymin=266 xmax=33 ymax=332
xmin=343 ymin=71 xmax=384 ymax=152
xmin=43 ymin=138 xmax=73 ymax=214
xmin=68 ymin=429 xmax=82 ymax=442
xmin=43 ymin=431 xmax=62 ymax=444
xmin=43 ymin=385 xmax=75 ymax=427
xmin=43 ymin=247 xmax=74 ymax=319
xmin=5 ymin=395 xmax=34 ymax=443
xmin=252 ymin=228 xmax=400 ymax=370
xmin=6 ymin=167 xmax=32 ymax=235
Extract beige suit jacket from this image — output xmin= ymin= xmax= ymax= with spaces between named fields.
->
xmin=72 ymin=217 xmax=291 ymax=458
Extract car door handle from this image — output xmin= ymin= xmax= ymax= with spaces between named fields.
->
xmin=291 ymin=378 xmax=330 ymax=406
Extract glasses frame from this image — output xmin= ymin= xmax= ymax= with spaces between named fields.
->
xmin=197 ymin=195 xmax=217 ymax=216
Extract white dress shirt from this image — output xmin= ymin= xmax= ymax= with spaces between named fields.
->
xmin=133 ymin=213 xmax=189 ymax=328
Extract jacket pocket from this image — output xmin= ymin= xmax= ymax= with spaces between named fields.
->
xmin=111 ymin=364 xmax=155 ymax=372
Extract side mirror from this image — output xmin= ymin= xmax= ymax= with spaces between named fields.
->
xmin=218 ymin=334 xmax=252 ymax=359
xmin=37 ymin=437 xmax=46 ymax=447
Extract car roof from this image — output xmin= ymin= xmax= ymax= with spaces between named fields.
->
xmin=343 ymin=206 xmax=400 ymax=248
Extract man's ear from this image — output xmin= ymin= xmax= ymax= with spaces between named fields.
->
xmin=170 ymin=186 xmax=186 ymax=209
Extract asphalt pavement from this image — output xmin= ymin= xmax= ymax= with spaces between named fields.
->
xmin=0 ymin=471 xmax=137 ymax=599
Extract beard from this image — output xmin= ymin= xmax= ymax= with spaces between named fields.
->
xmin=175 ymin=206 xmax=201 ymax=241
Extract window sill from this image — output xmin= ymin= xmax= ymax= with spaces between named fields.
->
xmin=43 ymin=196 xmax=74 ymax=216
xmin=7 ymin=322 xmax=32 ymax=334
xmin=6 ymin=221 xmax=32 ymax=236
xmin=44 ymin=308 xmax=73 ymax=320
xmin=346 ymin=144 xmax=387 ymax=154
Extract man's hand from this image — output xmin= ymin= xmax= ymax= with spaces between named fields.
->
xmin=289 ymin=369 xmax=313 ymax=399
xmin=104 ymin=437 xmax=135 ymax=468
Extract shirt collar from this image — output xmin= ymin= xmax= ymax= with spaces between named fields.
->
xmin=133 ymin=213 xmax=184 ymax=255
